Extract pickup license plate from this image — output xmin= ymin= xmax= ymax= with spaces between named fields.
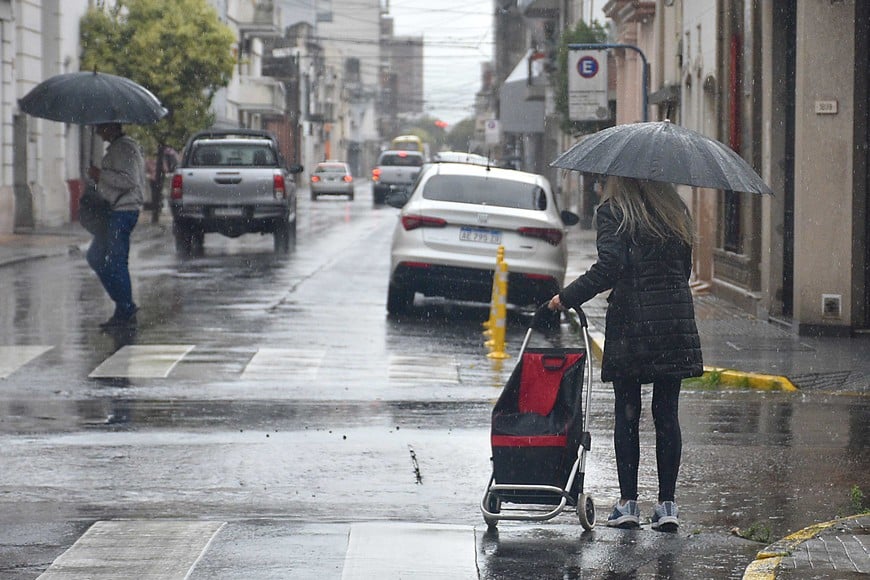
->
xmin=213 ymin=207 xmax=243 ymax=217
xmin=459 ymin=227 xmax=502 ymax=245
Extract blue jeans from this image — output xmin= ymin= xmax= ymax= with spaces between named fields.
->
xmin=87 ymin=210 xmax=139 ymax=317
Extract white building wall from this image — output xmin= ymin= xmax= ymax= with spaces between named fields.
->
xmin=317 ymin=0 xmax=380 ymax=150
xmin=680 ymin=0 xmax=718 ymax=283
xmin=0 ymin=0 xmax=90 ymax=233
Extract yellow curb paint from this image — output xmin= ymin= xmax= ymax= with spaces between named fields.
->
xmin=703 ymin=366 xmax=797 ymax=392
xmin=742 ymin=555 xmax=781 ymax=580
xmin=741 ymin=516 xmax=857 ymax=580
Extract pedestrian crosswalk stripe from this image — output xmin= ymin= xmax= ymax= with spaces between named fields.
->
xmin=341 ymin=522 xmax=477 ymax=579
xmin=241 ymin=347 xmax=326 ymax=380
xmin=389 ymin=355 xmax=460 ymax=384
xmin=89 ymin=345 xmax=195 ymax=378
xmin=0 ymin=345 xmax=52 ymax=378
xmin=36 ymin=520 xmax=225 ymax=579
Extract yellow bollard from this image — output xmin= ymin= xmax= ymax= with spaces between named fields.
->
xmin=487 ymin=257 xmax=510 ymax=359
xmin=482 ymin=246 xmax=505 ymax=333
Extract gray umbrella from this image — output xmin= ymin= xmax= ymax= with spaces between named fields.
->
xmin=18 ymin=71 xmax=168 ymax=125
xmin=551 ymin=120 xmax=773 ymax=195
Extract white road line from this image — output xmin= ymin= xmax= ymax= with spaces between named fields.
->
xmin=241 ymin=347 xmax=326 ymax=380
xmin=341 ymin=522 xmax=477 ymax=579
xmin=89 ymin=345 xmax=195 ymax=378
xmin=0 ymin=345 xmax=53 ymax=379
xmin=389 ymin=355 xmax=460 ymax=384
xmin=37 ymin=520 xmax=225 ymax=580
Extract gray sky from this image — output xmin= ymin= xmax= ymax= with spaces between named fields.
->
xmin=279 ymin=0 xmax=605 ymax=128
xmin=387 ymin=0 xmax=606 ymax=127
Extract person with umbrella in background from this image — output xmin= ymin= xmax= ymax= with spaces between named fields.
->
xmin=547 ymin=176 xmax=703 ymax=532
xmin=86 ymin=122 xmax=148 ymax=329
xmin=18 ymin=70 xmax=168 ymax=329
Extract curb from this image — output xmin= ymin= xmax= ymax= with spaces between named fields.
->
xmin=742 ymin=514 xmax=866 ymax=579
xmin=573 ymin=317 xmax=797 ymax=392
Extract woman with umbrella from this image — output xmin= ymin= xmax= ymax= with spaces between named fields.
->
xmin=548 ymin=176 xmax=703 ymax=532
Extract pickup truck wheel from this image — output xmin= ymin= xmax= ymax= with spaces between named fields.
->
xmin=173 ymin=223 xmax=196 ymax=255
xmin=310 ymin=192 xmax=318 ymax=201
xmin=274 ymin=221 xmax=291 ymax=253
xmin=387 ymin=283 xmax=414 ymax=315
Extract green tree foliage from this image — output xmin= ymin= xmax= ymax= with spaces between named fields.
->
xmin=80 ymin=0 xmax=236 ymax=152
xmin=444 ymin=118 xmax=476 ymax=153
xmin=553 ymin=19 xmax=609 ymax=135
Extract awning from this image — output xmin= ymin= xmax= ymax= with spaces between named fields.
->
xmin=499 ymin=50 xmax=546 ymax=134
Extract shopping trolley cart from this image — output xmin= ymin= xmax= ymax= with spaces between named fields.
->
xmin=480 ymin=305 xmax=596 ymax=530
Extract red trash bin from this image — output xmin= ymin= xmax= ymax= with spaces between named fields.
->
xmin=68 ymin=179 xmax=83 ymax=222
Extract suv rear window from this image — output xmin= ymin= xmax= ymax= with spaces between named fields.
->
xmin=378 ymin=154 xmax=423 ymax=167
xmin=315 ymin=164 xmax=348 ymax=174
xmin=421 ymin=174 xmax=548 ymax=210
xmin=192 ymin=144 xmax=276 ymax=167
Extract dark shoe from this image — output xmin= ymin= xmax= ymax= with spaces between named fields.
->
xmin=651 ymin=501 xmax=680 ymax=533
xmin=99 ymin=309 xmax=138 ymax=329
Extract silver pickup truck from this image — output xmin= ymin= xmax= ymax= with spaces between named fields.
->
xmin=371 ymin=149 xmax=425 ymax=205
xmin=169 ymin=129 xmax=303 ymax=254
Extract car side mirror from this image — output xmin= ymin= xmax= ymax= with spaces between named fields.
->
xmin=287 ymin=164 xmax=304 ymax=174
xmin=561 ymin=210 xmax=580 ymax=226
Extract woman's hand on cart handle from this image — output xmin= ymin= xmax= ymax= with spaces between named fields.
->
xmin=548 ymin=294 xmax=564 ymax=311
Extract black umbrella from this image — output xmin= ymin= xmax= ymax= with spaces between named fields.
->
xmin=551 ymin=120 xmax=773 ymax=195
xmin=18 ymin=71 xmax=167 ymax=125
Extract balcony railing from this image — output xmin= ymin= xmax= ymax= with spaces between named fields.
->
xmin=235 ymin=76 xmax=286 ymax=115
xmin=235 ymin=0 xmax=282 ymax=37
xmin=517 ymin=0 xmax=559 ymax=19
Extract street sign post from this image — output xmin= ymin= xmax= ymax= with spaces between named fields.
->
xmin=568 ymin=50 xmax=610 ymax=122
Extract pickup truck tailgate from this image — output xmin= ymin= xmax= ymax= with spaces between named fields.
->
xmin=179 ymin=168 xmax=279 ymax=204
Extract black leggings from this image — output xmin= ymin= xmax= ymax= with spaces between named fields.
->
xmin=612 ymin=377 xmax=682 ymax=502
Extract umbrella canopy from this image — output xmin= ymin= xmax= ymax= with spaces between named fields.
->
xmin=18 ymin=71 xmax=168 ymax=125
xmin=551 ymin=120 xmax=773 ymax=195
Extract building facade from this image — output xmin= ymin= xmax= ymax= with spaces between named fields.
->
xmin=504 ymin=0 xmax=868 ymax=335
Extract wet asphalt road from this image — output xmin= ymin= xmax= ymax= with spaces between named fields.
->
xmin=0 ymin=184 xmax=867 ymax=579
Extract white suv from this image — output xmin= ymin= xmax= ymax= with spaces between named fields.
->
xmin=386 ymin=162 xmax=579 ymax=314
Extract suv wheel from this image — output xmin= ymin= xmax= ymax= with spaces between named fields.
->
xmin=274 ymin=220 xmax=292 ymax=253
xmin=174 ymin=222 xmax=203 ymax=256
xmin=387 ymin=283 xmax=414 ymax=314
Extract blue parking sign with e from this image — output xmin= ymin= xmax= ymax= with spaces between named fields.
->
xmin=577 ymin=56 xmax=599 ymax=78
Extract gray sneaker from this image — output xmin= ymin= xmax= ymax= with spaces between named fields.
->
xmin=651 ymin=501 xmax=680 ymax=532
xmin=606 ymin=500 xmax=640 ymax=528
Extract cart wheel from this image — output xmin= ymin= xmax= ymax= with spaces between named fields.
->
xmin=577 ymin=494 xmax=596 ymax=530
xmin=483 ymin=493 xmax=501 ymax=529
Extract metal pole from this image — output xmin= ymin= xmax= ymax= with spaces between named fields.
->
xmin=568 ymin=43 xmax=649 ymax=122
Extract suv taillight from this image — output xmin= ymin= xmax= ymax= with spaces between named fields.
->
xmin=371 ymin=168 xmax=381 ymax=182
xmin=518 ymin=227 xmax=563 ymax=246
xmin=170 ymin=174 xmax=183 ymax=199
xmin=401 ymin=215 xmax=447 ymax=231
xmin=273 ymin=174 xmax=286 ymax=199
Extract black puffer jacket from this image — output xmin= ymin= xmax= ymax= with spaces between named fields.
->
xmin=559 ymin=200 xmax=703 ymax=383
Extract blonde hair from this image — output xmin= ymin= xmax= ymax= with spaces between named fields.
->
xmin=601 ymin=177 xmax=694 ymax=246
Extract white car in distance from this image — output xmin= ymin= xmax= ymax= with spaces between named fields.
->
xmin=386 ymin=162 xmax=579 ymax=314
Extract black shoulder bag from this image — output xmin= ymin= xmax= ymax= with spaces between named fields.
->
xmin=79 ymin=183 xmax=111 ymax=236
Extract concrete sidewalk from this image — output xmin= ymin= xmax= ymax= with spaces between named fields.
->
xmin=2 ymin=221 xmax=868 ymax=580
xmin=564 ymin=227 xmax=870 ymax=395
